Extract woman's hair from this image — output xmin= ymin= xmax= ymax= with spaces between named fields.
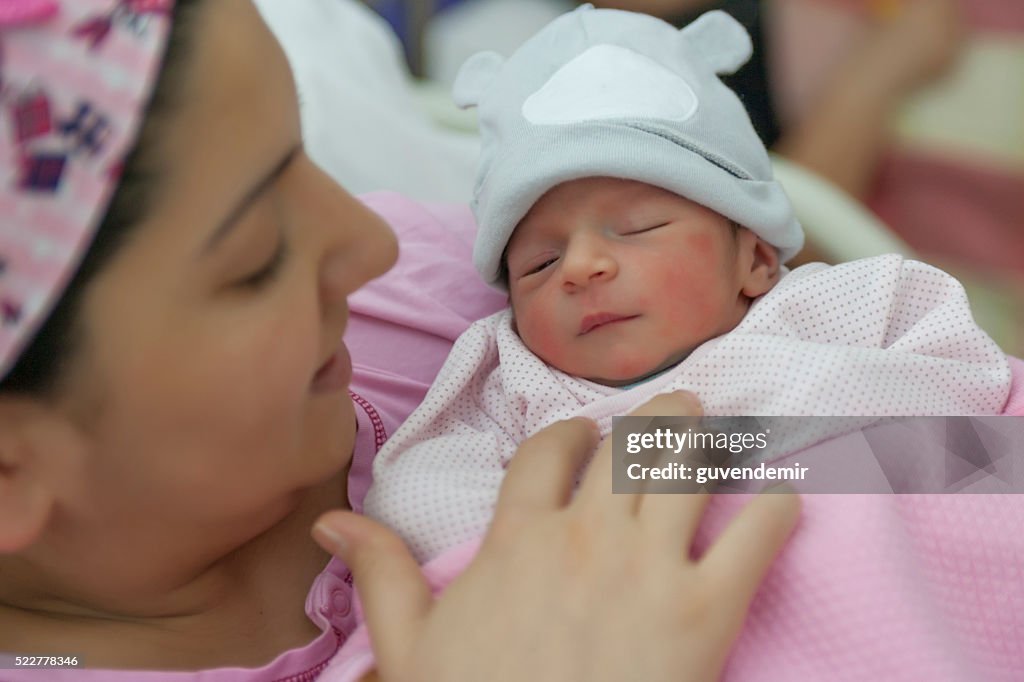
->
xmin=0 ymin=1 xmax=200 ymax=397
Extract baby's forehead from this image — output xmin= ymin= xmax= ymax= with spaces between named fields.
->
xmin=516 ymin=177 xmax=712 ymax=232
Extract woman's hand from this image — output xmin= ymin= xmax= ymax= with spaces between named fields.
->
xmin=315 ymin=391 xmax=800 ymax=682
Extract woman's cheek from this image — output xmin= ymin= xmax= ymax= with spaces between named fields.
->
xmin=215 ymin=319 xmax=316 ymax=428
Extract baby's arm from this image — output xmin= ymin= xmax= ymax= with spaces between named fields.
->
xmin=359 ymin=312 xmax=521 ymax=563
xmin=363 ymin=430 xmax=510 ymax=564
xmin=325 ymin=398 xmax=516 ymax=681
xmin=322 ymin=360 xmax=526 ymax=681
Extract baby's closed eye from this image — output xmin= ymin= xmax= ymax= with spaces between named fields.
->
xmin=622 ymin=222 xmax=669 ymax=236
xmin=525 ymin=257 xmax=558 ymax=276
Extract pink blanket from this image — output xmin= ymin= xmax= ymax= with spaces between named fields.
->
xmin=326 ymin=357 xmax=1024 ymax=681
xmin=706 ymin=355 xmax=1024 ymax=681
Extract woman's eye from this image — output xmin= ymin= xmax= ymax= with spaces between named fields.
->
xmin=238 ymin=241 xmax=288 ymax=289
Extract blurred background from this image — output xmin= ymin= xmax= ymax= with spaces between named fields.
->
xmin=349 ymin=0 xmax=1024 ymax=354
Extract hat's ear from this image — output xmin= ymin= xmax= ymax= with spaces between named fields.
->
xmin=680 ymin=10 xmax=752 ymax=76
xmin=452 ymin=51 xmax=505 ymax=109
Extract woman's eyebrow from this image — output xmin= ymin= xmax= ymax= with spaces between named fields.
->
xmin=202 ymin=143 xmax=302 ymax=254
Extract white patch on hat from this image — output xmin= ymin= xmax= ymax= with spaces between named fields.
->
xmin=522 ymin=44 xmax=699 ymax=125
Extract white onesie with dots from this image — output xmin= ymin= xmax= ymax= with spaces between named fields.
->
xmin=363 ymin=254 xmax=1011 ymax=563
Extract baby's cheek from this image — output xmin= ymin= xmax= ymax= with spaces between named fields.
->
xmin=517 ymin=311 xmax=568 ymax=364
xmin=663 ymin=305 xmax=714 ymax=350
xmin=515 ymin=289 xmax=568 ymax=357
xmin=685 ymin=232 xmax=715 ymax=257
xmin=654 ymin=281 xmax=729 ymax=352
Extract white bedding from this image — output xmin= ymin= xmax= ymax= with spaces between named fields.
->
xmin=254 ymin=0 xmax=480 ymax=203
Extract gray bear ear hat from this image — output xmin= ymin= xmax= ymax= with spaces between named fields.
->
xmin=454 ymin=5 xmax=804 ymax=287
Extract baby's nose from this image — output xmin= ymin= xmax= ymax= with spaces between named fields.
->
xmin=560 ymin=240 xmax=618 ymax=290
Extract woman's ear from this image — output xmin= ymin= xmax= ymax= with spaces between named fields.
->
xmin=0 ymin=399 xmax=65 ymax=553
xmin=738 ymin=230 xmax=781 ymax=299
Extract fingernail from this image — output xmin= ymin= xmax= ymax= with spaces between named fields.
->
xmin=668 ymin=390 xmax=701 ymax=409
xmin=312 ymin=520 xmax=347 ymax=553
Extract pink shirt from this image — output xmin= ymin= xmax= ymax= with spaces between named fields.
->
xmin=0 ymin=193 xmax=505 ymax=682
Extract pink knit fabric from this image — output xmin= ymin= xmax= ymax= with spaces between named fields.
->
xmin=0 ymin=0 xmax=172 ymax=378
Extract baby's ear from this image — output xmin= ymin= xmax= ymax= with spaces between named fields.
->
xmin=679 ymin=10 xmax=752 ymax=76
xmin=740 ymin=233 xmax=781 ymax=298
xmin=452 ymin=51 xmax=505 ymax=109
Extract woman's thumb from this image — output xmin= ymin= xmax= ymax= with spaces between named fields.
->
xmin=313 ymin=510 xmax=431 ymax=666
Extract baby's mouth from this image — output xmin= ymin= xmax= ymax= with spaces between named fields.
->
xmin=578 ymin=313 xmax=639 ymax=336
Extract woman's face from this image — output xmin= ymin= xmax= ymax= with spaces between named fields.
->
xmin=44 ymin=0 xmax=397 ymax=595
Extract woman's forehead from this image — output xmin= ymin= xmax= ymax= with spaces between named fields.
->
xmin=142 ymin=0 xmax=300 ymax=251
xmin=161 ymin=0 xmax=297 ymax=164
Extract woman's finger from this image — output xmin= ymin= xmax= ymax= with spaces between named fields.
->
xmin=635 ymin=394 xmax=714 ymax=548
xmin=700 ymin=489 xmax=801 ymax=612
xmin=575 ymin=391 xmax=703 ymax=516
xmin=637 ymin=487 xmax=712 ymax=551
xmin=493 ymin=417 xmax=599 ymax=519
xmin=312 ymin=510 xmax=430 ymax=671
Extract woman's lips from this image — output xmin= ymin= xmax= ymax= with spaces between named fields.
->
xmin=578 ymin=313 xmax=639 ymax=336
xmin=311 ymin=344 xmax=352 ymax=393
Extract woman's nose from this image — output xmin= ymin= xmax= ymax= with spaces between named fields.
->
xmin=560 ymin=236 xmax=617 ymax=292
xmin=319 ymin=207 xmax=398 ymax=306
xmin=288 ymin=159 xmax=398 ymax=306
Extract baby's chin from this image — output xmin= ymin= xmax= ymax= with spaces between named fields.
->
xmin=581 ymin=348 xmax=696 ymax=388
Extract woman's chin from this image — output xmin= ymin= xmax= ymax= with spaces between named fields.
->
xmin=300 ymin=394 xmax=358 ymax=485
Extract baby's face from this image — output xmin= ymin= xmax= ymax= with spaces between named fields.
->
xmin=506 ymin=177 xmax=766 ymax=386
